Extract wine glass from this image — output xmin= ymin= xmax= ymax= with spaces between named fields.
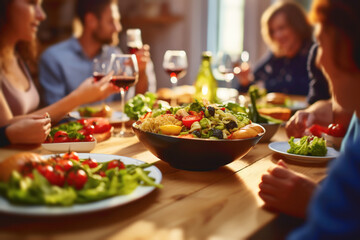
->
xmin=127 ymin=28 xmax=143 ymax=54
xmin=162 ymin=50 xmax=188 ymax=106
xmin=93 ymin=54 xmax=111 ymax=82
xmin=216 ymin=51 xmax=234 ymax=89
xmin=109 ymin=54 xmax=139 ymax=137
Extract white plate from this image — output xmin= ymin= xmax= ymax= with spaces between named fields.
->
xmin=0 ymin=153 xmax=162 ymax=216
xmin=69 ymin=111 xmax=130 ymax=124
xmin=288 ymin=100 xmax=308 ymax=112
xmin=42 ymin=140 xmax=97 ymax=152
xmin=268 ymin=141 xmax=340 ymax=163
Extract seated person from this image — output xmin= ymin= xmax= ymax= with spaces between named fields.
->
xmin=0 ymin=0 xmax=118 ymax=126
xmin=39 ymin=0 xmax=156 ymax=105
xmin=236 ymin=0 xmax=313 ymax=96
xmin=260 ymin=0 xmax=360 ymax=238
xmin=306 ymin=44 xmax=331 ymax=105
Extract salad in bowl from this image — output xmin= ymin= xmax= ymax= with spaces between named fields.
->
xmin=132 ymin=100 xmax=265 ymax=171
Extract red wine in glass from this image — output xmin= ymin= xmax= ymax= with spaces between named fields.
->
xmin=128 ymin=46 xmax=141 ymax=54
xmin=165 ymin=68 xmax=187 ymax=79
xmin=93 ymin=72 xmax=105 ymax=82
xmin=111 ymin=76 xmax=136 ymax=91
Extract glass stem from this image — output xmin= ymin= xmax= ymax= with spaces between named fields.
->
xmin=120 ymin=88 xmax=126 ymax=135
xmin=171 ymin=77 xmax=178 ymax=106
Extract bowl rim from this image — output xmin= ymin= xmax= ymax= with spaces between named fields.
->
xmin=132 ymin=122 xmax=265 ymax=142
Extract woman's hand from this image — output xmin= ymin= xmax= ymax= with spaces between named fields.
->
xmin=234 ymin=62 xmax=252 ymax=87
xmin=6 ymin=113 xmax=51 ymax=144
xmin=258 ymin=160 xmax=317 ymax=218
xmin=74 ymin=71 xmax=118 ymax=104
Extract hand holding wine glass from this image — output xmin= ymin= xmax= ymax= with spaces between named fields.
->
xmin=109 ymin=54 xmax=139 ymax=137
xmin=162 ymin=50 xmax=188 ymax=105
xmin=93 ymin=54 xmax=111 ymax=82
xmin=233 ymin=50 xmax=252 ymax=87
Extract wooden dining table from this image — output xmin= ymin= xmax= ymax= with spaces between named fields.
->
xmin=0 ymin=122 xmax=329 ymax=240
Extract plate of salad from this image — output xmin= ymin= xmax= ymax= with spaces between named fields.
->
xmin=268 ymin=136 xmax=340 ymax=163
xmin=0 ymin=153 xmax=162 ymax=216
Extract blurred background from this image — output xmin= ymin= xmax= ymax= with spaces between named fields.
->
xmin=37 ymin=0 xmax=311 ymax=90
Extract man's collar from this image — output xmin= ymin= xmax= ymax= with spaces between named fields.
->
xmin=70 ymin=37 xmax=109 ymax=60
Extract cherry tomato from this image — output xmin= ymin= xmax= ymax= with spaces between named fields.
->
xmin=54 ymin=136 xmax=70 ymax=143
xmin=77 ymin=119 xmax=88 ymax=126
xmin=83 ymin=125 xmax=95 ymax=135
xmin=107 ymin=160 xmax=125 ymax=170
xmin=327 ymin=123 xmax=347 ymax=137
xmin=308 ymin=124 xmax=328 ymax=138
xmin=57 ymin=159 xmax=74 ymax=171
xmin=67 ymin=169 xmax=88 ymax=190
xmin=98 ymin=170 xmax=106 ymax=177
xmin=47 ymin=170 xmax=65 ymax=187
xmin=63 ymin=151 xmax=79 ymax=161
xmin=82 ymin=158 xmax=98 ymax=168
xmin=182 ymin=115 xmax=202 ymax=128
xmin=85 ymin=134 xmax=95 ymax=142
xmin=36 ymin=165 xmax=54 ymax=179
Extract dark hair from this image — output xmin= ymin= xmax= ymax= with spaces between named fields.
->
xmin=261 ymin=0 xmax=313 ymax=55
xmin=0 ymin=0 xmax=36 ymax=72
xmin=310 ymin=0 xmax=360 ymax=70
xmin=75 ymin=0 xmax=116 ymax=24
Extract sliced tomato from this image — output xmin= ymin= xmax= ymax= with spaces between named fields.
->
xmin=67 ymin=169 xmax=87 ymax=190
xmin=140 ymin=112 xmax=152 ymax=121
xmin=327 ymin=123 xmax=346 ymax=137
xmin=63 ymin=151 xmax=79 ymax=161
xmin=178 ymin=134 xmax=194 ymax=139
xmin=77 ymin=119 xmax=88 ymax=126
xmin=82 ymin=158 xmax=98 ymax=168
xmin=107 ymin=160 xmax=125 ymax=170
xmin=308 ymin=124 xmax=328 ymax=137
xmin=86 ymin=118 xmax=112 ymax=134
xmin=182 ymin=115 xmax=202 ymax=128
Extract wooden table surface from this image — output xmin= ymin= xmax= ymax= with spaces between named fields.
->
xmin=0 ymin=125 xmax=328 ymax=240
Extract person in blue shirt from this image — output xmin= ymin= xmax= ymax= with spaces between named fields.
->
xmin=39 ymin=0 xmax=156 ymax=105
xmin=236 ymin=1 xmax=313 ymax=96
xmin=258 ymin=0 xmax=360 ymax=238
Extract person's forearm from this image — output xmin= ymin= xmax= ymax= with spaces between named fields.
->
xmin=332 ymin=99 xmax=353 ymax=128
xmin=135 ymin=72 xmax=148 ymax=94
xmin=32 ymin=91 xmax=83 ymax=123
xmin=306 ymin=99 xmax=333 ymax=126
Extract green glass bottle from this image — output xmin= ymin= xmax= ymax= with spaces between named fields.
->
xmin=194 ymin=51 xmax=218 ymax=103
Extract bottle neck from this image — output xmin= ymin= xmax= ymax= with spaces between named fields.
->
xmin=201 ymin=58 xmax=212 ymax=71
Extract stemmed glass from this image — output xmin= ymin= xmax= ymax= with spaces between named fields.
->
xmin=93 ymin=52 xmax=111 ymax=82
xmin=109 ymin=54 xmax=139 ymax=137
xmin=162 ymin=50 xmax=188 ymax=106
xmin=216 ymin=51 xmax=234 ymax=89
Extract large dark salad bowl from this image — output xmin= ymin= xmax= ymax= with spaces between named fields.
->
xmin=132 ymin=122 xmax=265 ymax=171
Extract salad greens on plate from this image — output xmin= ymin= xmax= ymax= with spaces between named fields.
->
xmin=287 ymin=136 xmax=327 ymax=156
xmin=0 ymin=152 xmax=162 ymax=206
